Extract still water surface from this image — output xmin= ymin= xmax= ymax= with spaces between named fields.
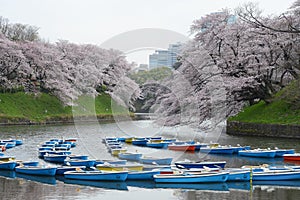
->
xmin=0 ymin=120 xmax=300 ymax=200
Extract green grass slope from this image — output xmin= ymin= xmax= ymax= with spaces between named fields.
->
xmin=229 ymin=80 xmax=300 ymax=125
xmin=0 ymin=92 xmax=128 ymax=123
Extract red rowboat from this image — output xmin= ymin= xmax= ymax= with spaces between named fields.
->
xmin=168 ymin=144 xmax=196 ymax=151
xmin=283 ymin=153 xmax=300 ymax=161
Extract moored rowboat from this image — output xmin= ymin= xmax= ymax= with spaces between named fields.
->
xmin=153 ymin=171 xmax=229 ymax=183
xmin=15 ymin=166 xmax=57 ymax=176
xmin=238 ymin=149 xmax=276 ymax=158
xmin=175 ymin=161 xmax=226 ymax=169
xmin=168 ymin=144 xmax=196 ymax=151
xmin=96 ymin=163 xmax=143 ymax=171
xmin=64 ymin=170 xmax=128 ymax=181
xmin=283 ymin=153 xmax=300 ymax=161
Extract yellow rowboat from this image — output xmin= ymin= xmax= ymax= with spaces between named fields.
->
xmin=96 ymin=164 xmax=143 ymax=171
xmin=148 ymin=139 xmax=164 ymax=143
xmin=111 ymin=149 xmax=127 ymax=156
xmin=0 ymin=156 xmax=15 ymax=162
xmin=125 ymin=137 xmax=135 ymax=143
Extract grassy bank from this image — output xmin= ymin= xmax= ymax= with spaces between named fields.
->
xmin=0 ymin=92 xmax=129 ymax=124
xmin=229 ymin=80 xmax=300 ymax=125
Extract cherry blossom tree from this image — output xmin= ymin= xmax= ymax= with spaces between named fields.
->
xmin=147 ymin=1 xmax=299 ymax=127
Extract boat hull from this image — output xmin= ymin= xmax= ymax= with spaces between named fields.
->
xmin=0 ymin=161 xmax=17 ymax=170
xmin=252 ymin=170 xmax=300 ymax=181
xmin=140 ymin=157 xmax=173 ymax=165
xmin=64 ymin=171 xmax=128 ymax=181
xmin=283 ymin=154 xmax=300 ymax=161
xmin=118 ymin=153 xmax=142 ymax=161
xmin=227 ymin=171 xmax=251 ymax=181
xmin=15 ymin=166 xmax=57 ymax=176
xmin=154 ymin=172 xmax=229 ymax=183
xmin=199 ymin=148 xmax=234 ymax=154
xmin=64 ymin=159 xmax=96 ymax=167
xmin=96 ymin=164 xmax=143 ymax=171
xmin=127 ymin=171 xmax=160 ymax=180
xmin=168 ymin=145 xmax=195 ymax=151
xmin=238 ymin=150 xmax=276 ymax=158
xmin=175 ymin=161 xmax=226 ymax=169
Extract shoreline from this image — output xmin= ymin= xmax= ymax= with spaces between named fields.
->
xmin=227 ymin=120 xmax=300 ymax=139
xmin=0 ymin=114 xmax=136 ymax=127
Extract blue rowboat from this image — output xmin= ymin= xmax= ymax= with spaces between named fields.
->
xmin=69 ymin=155 xmax=89 ymax=160
xmin=47 ymin=151 xmax=72 ymax=155
xmin=142 ymin=165 xmax=171 ymax=171
xmin=15 ymin=166 xmax=57 ymax=176
xmin=0 ymin=141 xmax=16 ymax=149
xmin=56 ymin=166 xmax=86 ymax=175
xmin=238 ymin=149 xmax=276 ymax=158
xmin=0 ymin=161 xmax=17 ymax=170
xmin=62 ymin=141 xmax=76 ymax=148
xmin=146 ymin=142 xmax=169 ymax=149
xmin=199 ymin=147 xmax=234 ymax=154
xmin=132 ymin=139 xmax=148 ymax=146
xmin=55 ymin=144 xmax=71 ymax=149
xmin=118 ymin=152 xmax=142 ymax=161
xmin=153 ymin=172 xmax=229 ymax=183
xmin=139 ymin=157 xmax=173 ymax=165
xmin=127 ymin=170 xmax=160 ymax=180
xmin=231 ymin=145 xmax=251 ymax=153
xmin=226 ymin=170 xmax=251 ymax=181
xmin=41 ymin=144 xmax=55 ymax=148
xmin=44 ymin=154 xmax=68 ymax=163
xmin=38 ymin=147 xmax=53 ymax=151
xmin=145 ymin=136 xmax=162 ymax=140
xmin=38 ymin=150 xmax=51 ymax=158
xmin=116 ymin=137 xmax=126 ymax=142
xmin=175 ymin=161 xmax=226 ymax=169
xmin=64 ymin=159 xmax=96 ymax=167
xmin=54 ymin=147 xmax=69 ymax=151
xmin=44 ymin=141 xmax=58 ymax=145
xmin=274 ymin=149 xmax=295 ymax=157
xmin=94 ymin=159 xmax=127 ymax=166
xmin=50 ymin=139 xmax=63 ymax=144
xmin=3 ymin=139 xmax=22 ymax=146
xmin=16 ymin=161 xmax=39 ymax=167
xmin=252 ymin=170 xmax=300 ymax=181
xmin=64 ymin=170 xmax=128 ymax=181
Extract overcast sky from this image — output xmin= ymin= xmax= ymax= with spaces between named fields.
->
xmin=1 ymin=0 xmax=296 ymax=64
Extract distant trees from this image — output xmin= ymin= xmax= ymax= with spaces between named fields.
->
xmin=0 ymin=16 xmax=39 ymax=41
xmin=145 ymin=1 xmax=300 ymax=127
xmin=128 ymin=67 xmax=172 ymax=85
xmin=0 ymin=16 xmax=139 ymax=109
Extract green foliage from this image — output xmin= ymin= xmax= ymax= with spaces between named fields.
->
xmin=128 ymin=67 xmax=172 ymax=85
xmin=0 ymin=92 xmax=128 ymax=123
xmin=229 ymin=79 xmax=300 ymax=125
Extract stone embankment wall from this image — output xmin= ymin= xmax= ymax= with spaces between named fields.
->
xmin=227 ymin=121 xmax=300 ymax=139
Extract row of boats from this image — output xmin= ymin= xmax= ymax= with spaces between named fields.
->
xmin=104 ymin=136 xmax=300 ymax=160
xmin=0 ymin=139 xmax=23 ymax=151
xmin=1 ymin=136 xmax=300 ymax=190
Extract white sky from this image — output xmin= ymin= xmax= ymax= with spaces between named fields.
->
xmin=0 ymin=0 xmax=296 ymax=64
